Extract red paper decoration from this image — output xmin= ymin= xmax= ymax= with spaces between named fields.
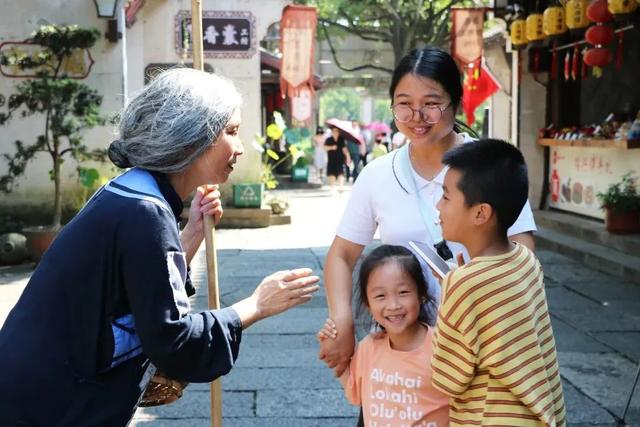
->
xmin=584 ymin=47 xmax=612 ymax=66
xmin=585 ymin=24 xmax=614 ymax=44
xmin=586 ymin=0 xmax=614 ymax=22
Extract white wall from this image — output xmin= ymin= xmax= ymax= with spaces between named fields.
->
xmin=485 ymin=45 xmax=511 ymax=142
xmin=0 ymin=0 xmax=125 ymax=207
xmin=0 ymin=0 xmax=287 ymax=210
xmin=518 ymin=53 xmax=547 ymax=208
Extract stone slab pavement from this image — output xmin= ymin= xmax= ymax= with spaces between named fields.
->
xmin=1 ymin=186 xmax=639 ymax=426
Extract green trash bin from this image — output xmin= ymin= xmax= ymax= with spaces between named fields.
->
xmin=291 ymin=166 xmax=309 ymax=183
xmin=233 ymin=183 xmax=263 ymax=208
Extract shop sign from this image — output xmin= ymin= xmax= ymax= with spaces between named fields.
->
xmin=175 ymin=10 xmax=256 ymax=59
xmin=0 ymin=41 xmax=94 ymax=79
xmin=548 ymin=146 xmax=639 ymax=219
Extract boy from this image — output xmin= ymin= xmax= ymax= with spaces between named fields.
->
xmin=432 ymin=139 xmax=566 ymax=426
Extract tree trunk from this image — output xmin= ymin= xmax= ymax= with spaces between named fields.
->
xmin=52 ymin=138 xmax=62 ymax=229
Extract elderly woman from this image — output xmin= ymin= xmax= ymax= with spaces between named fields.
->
xmin=0 ymin=69 xmax=319 ymax=425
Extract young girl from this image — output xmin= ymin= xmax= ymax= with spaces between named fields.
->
xmin=318 ymin=245 xmax=449 ymax=427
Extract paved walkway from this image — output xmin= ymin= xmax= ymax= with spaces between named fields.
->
xmin=0 ymin=186 xmax=639 ymax=426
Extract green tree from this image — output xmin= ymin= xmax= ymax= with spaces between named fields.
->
xmin=319 ymin=87 xmax=361 ymax=123
xmin=0 ymin=25 xmax=105 ymax=229
xmin=296 ymin=0 xmax=486 ymax=72
xmin=373 ymin=98 xmax=393 ymax=124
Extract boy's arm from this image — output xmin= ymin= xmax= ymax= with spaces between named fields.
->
xmin=431 ymin=273 xmax=478 ymax=396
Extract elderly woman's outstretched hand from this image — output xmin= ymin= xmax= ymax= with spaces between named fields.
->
xmin=231 ymin=268 xmax=320 ymax=329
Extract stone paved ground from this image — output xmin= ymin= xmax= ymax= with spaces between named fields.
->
xmin=1 ymin=187 xmax=639 ymax=426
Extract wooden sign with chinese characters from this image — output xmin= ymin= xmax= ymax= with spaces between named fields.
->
xmin=0 ymin=41 xmax=94 ymax=79
xmin=548 ymin=146 xmax=639 ymax=219
xmin=175 ymin=11 xmax=256 ymax=58
xmin=280 ymin=5 xmax=317 ymax=99
xmin=451 ymin=8 xmax=485 ymax=65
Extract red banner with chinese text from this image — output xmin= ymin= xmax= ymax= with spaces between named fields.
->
xmin=451 ymin=8 xmax=484 ymax=65
xmin=280 ymin=5 xmax=317 ymax=100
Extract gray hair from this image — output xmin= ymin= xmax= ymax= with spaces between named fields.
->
xmin=108 ymin=68 xmax=242 ymax=173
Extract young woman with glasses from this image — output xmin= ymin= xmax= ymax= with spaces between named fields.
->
xmin=318 ymin=48 xmax=537 ymax=409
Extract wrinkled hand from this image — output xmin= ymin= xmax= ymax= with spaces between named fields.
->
xmin=318 ymin=317 xmax=354 ymax=377
xmin=316 ymin=318 xmax=338 ymax=342
xmin=253 ymin=268 xmax=320 ymax=319
xmin=188 ymin=185 xmax=223 ymax=228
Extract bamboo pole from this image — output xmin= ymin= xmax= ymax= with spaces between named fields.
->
xmin=189 ymin=2 xmax=222 ymax=427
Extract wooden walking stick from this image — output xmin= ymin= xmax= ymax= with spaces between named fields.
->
xmin=190 ymin=1 xmax=223 ymax=426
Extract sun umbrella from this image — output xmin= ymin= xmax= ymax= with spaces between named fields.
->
xmin=366 ymin=121 xmax=391 ymax=134
xmin=325 ymin=118 xmax=365 ymax=145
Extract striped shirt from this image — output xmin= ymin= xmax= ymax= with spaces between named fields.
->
xmin=431 ymin=243 xmax=565 ymax=426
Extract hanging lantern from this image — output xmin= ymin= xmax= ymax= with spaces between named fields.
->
xmin=587 ymin=0 xmax=614 ymax=22
xmin=586 ymin=24 xmax=615 ymax=44
xmin=510 ymin=19 xmax=528 ymax=47
xmin=526 ymin=13 xmax=545 ymax=42
xmin=566 ymin=0 xmax=591 ymax=30
xmin=584 ymin=47 xmax=612 ymax=66
xmin=608 ymin=0 xmax=638 ymax=19
xmin=543 ymin=5 xmax=568 ymax=36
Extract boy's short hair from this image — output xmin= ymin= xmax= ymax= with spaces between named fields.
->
xmin=442 ymin=139 xmax=528 ymax=234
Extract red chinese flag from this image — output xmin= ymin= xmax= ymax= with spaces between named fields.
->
xmin=462 ymin=64 xmax=500 ymax=125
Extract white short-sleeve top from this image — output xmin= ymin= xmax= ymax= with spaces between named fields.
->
xmin=336 ymin=135 xmax=537 ymax=303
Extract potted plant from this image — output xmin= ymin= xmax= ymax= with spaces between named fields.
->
xmin=0 ymin=25 xmax=105 ymax=259
xmin=597 ymin=172 xmax=640 ymax=234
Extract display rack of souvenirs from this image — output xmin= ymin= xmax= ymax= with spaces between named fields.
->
xmin=539 ymin=108 xmax=640 ymax=141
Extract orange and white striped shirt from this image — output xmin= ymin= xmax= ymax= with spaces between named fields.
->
xmin=431 ymin=243 xmax=565 ymax=426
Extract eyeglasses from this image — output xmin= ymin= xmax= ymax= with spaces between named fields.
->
xmin=390 ymin=103 xmax=451 ymax=125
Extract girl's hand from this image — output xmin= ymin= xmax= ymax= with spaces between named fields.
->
xmin=317 ymin=318 xmax=338 ymax=341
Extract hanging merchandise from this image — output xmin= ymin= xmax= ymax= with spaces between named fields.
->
xmin=615 ymin=31 xmax=625 ymax=69
xmin=551 ymin=42 xmax=559 ymax=79
xmin=510 ymin=18 xmax=528 ymax=47
xmin=526 ymin=12 xmax=545 ymax=79
xmin=566 ymin=0 xmax=592 ymax=30
xmin=584 ymin=47 xmax=612 ymax=66
xmin=543 ymin=5 xmax=568 ymax=36
xmin=584 ymin=0 xmax=615 ymax=76
xmin=587 ymin=0 xmax=614 ymax=21
xmin=571 ymin=44 xmax=580 ymax=79
xmin=526 ymin=13 xmax=546 ymax=43
xmin=564 ymin=49 xmax=571 ymax=80
xmin=581 ymin=48 xmax=589 ymax=79
xmin=608 ymin=0 xmax=638 ymax=19
xmin=586 ymin=24 xmax=615 ymax=44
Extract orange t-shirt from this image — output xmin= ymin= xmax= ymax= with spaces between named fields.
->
xmin=342 ymin=327 xmax=449 ymax=427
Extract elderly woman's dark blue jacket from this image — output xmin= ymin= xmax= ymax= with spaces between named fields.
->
xmin=0 ymin=168 xmax=242 ymax=426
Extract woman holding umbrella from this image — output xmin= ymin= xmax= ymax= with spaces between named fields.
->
xmin=0 ymin=68 xmax=320 ymax=426
xmin=317 ymin=47 xmax=537 ymax=410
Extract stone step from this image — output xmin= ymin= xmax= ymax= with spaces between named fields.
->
xmin=534 ymin=226 xmax=640 ymax=285
xmin=534 ymin=210 xmax=640 ymax=254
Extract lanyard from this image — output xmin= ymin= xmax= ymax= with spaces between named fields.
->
xmin=400 ymin=144 xmax=446 ymax=244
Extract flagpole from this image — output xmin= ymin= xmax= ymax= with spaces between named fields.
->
xmin=189 ymin=2 xmax=223 ymax=427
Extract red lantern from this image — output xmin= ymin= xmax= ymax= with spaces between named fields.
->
xmin=584 ymin=47 xmax=612 ymax=66
xmin=586 ymin=24 xmax=615 ymax=44
xmin=587 ymin=0 xmax=614 ymax=22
